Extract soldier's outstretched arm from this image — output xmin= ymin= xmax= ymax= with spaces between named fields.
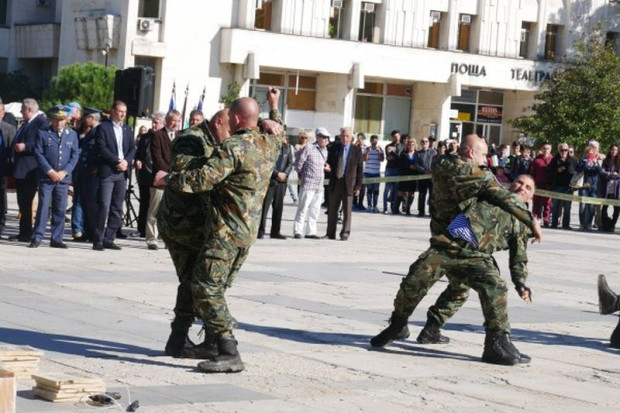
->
xmin=509 ymin=233 xmax=531 ymax=303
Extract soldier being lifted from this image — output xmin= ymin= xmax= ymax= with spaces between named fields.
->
xmin=371 ymin=134 xmax=542 ymax=366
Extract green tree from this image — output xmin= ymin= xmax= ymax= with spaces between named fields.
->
xmin=221 ymin=81 xmax=241 ymax=107
xmin=511 ymin=30 xmax=620 ymax=152
xmin=42 ymin=62 xmax=116 ymax=111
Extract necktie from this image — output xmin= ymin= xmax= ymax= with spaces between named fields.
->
xmin=337 ymin=147 xmax=346 ymax=179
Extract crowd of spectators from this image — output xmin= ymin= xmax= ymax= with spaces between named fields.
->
xmin=0 ymin=96 xmax=618 ymax=248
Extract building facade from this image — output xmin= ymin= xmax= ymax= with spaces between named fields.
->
xmin=0 ymin=0 xmax=619 ymax=144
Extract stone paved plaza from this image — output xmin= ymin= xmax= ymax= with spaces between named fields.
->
xmin=0 ymin=193 xmax=619 ymax=412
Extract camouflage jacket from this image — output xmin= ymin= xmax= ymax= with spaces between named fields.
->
xmin=167 ymin=126 xmax=284 ymax=248
xmin=157 ymin=121 xmax=217 ymax=248
xmin=430 ymin=153 xmax=535 ymax=238
xmin=459 ymin=198 xmax=532 ymax=288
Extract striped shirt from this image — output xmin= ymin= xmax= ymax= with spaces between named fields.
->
xmin=364 ymin=147 xmax=383 ymax=174
xmin=296 ymin=142 xmax=327 ymax=190
xmin=447 ymin=213 xmax=479 ymax=248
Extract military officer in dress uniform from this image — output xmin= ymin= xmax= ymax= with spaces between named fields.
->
xmin=29 ymin=106 xmax=80 ymax=248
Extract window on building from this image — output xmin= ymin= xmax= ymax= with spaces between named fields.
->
xmin=428 ymin=11 xmax=441 ymax=48
xmin=520 ymin=22 xmax=532 ymax=58
xmin=544 ymin=24 xmax=559 ymax=60
xmin=354 ymin=82 xmax=412 ymax=137
xmin=358 ymin=2 xmax=376 ymax=42
xmin=605 ymin=31 xmax=620 ymax=55
xmin=250 ymin=72 xmax=316 ymax=117
xmin=329 ymin=1 xmax=344 ymax=38
xmin=138 ymin=0 xmax=160 ymax=18
xmin=0 ymin=0 xmax=7 ymax=26
xmin=255 ymin=0 xmax=272 ymax=31
xmin=457 ymin=14 xmax=471 ymax=52
xmin=451 ymin=89 xmax=504 ymax=146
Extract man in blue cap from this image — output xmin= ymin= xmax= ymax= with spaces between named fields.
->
xmin=30 ymin=106 xmax=80 ymax=248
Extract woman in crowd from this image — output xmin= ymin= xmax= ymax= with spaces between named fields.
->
xmin=435 ymin=140 xmax=447 ymax=158
xmin=576 ymin=142 xmax=603 ymax=231
xmin=398 ymin=138 xmax=418 ymax=215
xmin=600 ymin=143 xmax=620 ymax=232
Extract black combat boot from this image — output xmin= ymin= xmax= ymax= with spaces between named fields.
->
xmin=197 ymin=335 xmax=245 ymax=373
xmin=610 ymin=318 xmax=620 ymax=349
xmin=164 ymin=318 xmax=194 ymax=357
xmin=499 ymin=333 xmax=531 ymax=364
xmin=416 ymin=319 xmax=450 ymax=344
xmin=370 ymin=313 xmax=409 ymax=348
xmin=481 ymin=330 xmax=520 ymax=366
xmin=178 ymin=329 xmax=219 ymax=359
xmin=598 ymin=274 xmax=620 ymax=315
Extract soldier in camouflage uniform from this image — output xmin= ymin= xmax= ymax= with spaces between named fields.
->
xmin=416 ymin=175 xmax=535 ymax=352
xmin=162 ymin=92 xmax=284 ymax=373
xmin=157 ymin=110 xmax=227 ymax=359
xmin=371 ymin=135 xmax=542 ymax=366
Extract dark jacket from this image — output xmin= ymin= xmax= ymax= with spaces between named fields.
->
xmin=270 ymin=143 xmax=294 ymax=185
xmin=10 ymin=113 xmax=47 ymax=179
xmin=326 ymin=142 xmax=363 ymax=195
xmin=549 ymin=155 xmax=576 ymax=188
xmin=134 ymin=130 xmax=154 ymax=187
xmin=95 ymin=118 xmax=136 ymax=178
xmin=150 ymin=128 xmax=174 ymax=179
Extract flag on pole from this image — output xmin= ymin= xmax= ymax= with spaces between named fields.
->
xmin=197 ymin=86 xmax=206 ymax=111
xmin=181 ymin=84 xmax=190 ymax=129
xmin=168 ymin=81 xmax=176 ymax=111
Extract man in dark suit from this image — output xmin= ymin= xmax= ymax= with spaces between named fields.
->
xmin=92 ymin=101 xmax=135 ymax=251
xmin=9 ymin=98 xmax=47 ymax=241
xmin=258 ymin=136 xmax=294 ymax=239
xmin=145 ymin=109 xmax=180 ymax=249
xmin=0 ymin=102 xmax=16 ymax=238
xmin=325 ymin=127 xmax=363 ymax=241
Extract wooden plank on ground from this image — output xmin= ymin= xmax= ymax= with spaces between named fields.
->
xmin=0 ymin=370 xmax=16 ymax=413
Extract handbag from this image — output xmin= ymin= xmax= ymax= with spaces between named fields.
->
xmin=569 ymin=172 xmax=584 ymax=189
xmin=606 ymin=178 xmax=619 ymax=199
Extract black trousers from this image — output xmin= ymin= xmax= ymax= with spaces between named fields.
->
xmin=259 ymin=182 xmax=286 ymax=236
xmin=417 ymin=178 xmax=433 ymax=215
xmin=80 ymin=169 xmax=100 ymax=240
xmin=15 ymin=170 xmax=38 ymax=239
xmin=137 ymin=184 xmax=150 ymax=236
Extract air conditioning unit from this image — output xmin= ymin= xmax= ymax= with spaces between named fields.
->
xmin=331 ymin=0 xmax=344 ymax=8
xmin=36 ymin=0 xmax=51 ymax=6
xmin=430 ymin=11 xmax=441 ymax=22
xmin=138 ymin=18 xmax=155 ymax=32
xmin=460 ymin=14 xmax=472 ymax=24
xmin=362 ymin=2 xmax=375 ymax=13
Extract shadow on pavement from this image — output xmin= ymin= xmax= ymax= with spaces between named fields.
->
xmin=239 ymin=321 xmax=619 ymax=356
xmin=0 ymin=327 xmax=185 ymax=368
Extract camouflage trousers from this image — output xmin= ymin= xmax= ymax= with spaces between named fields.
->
xmin=165 ymin=238 xmax=202 ymax=325
xmin=393 ymin=247 xmax=510 ymax=332
xmin=192 ymin=237 xmax=250 ymax=336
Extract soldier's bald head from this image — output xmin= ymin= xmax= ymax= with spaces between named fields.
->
xmin=459 ymin=134 xmax=488 ymax=166
xmin=210 ymin=108 xmax=230 ymax=143
xmin=229 ymin=97 xmax=259 ymax=133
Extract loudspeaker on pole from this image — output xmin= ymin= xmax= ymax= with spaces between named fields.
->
xmin=113 ymin=66 xmax=154 ymax=117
